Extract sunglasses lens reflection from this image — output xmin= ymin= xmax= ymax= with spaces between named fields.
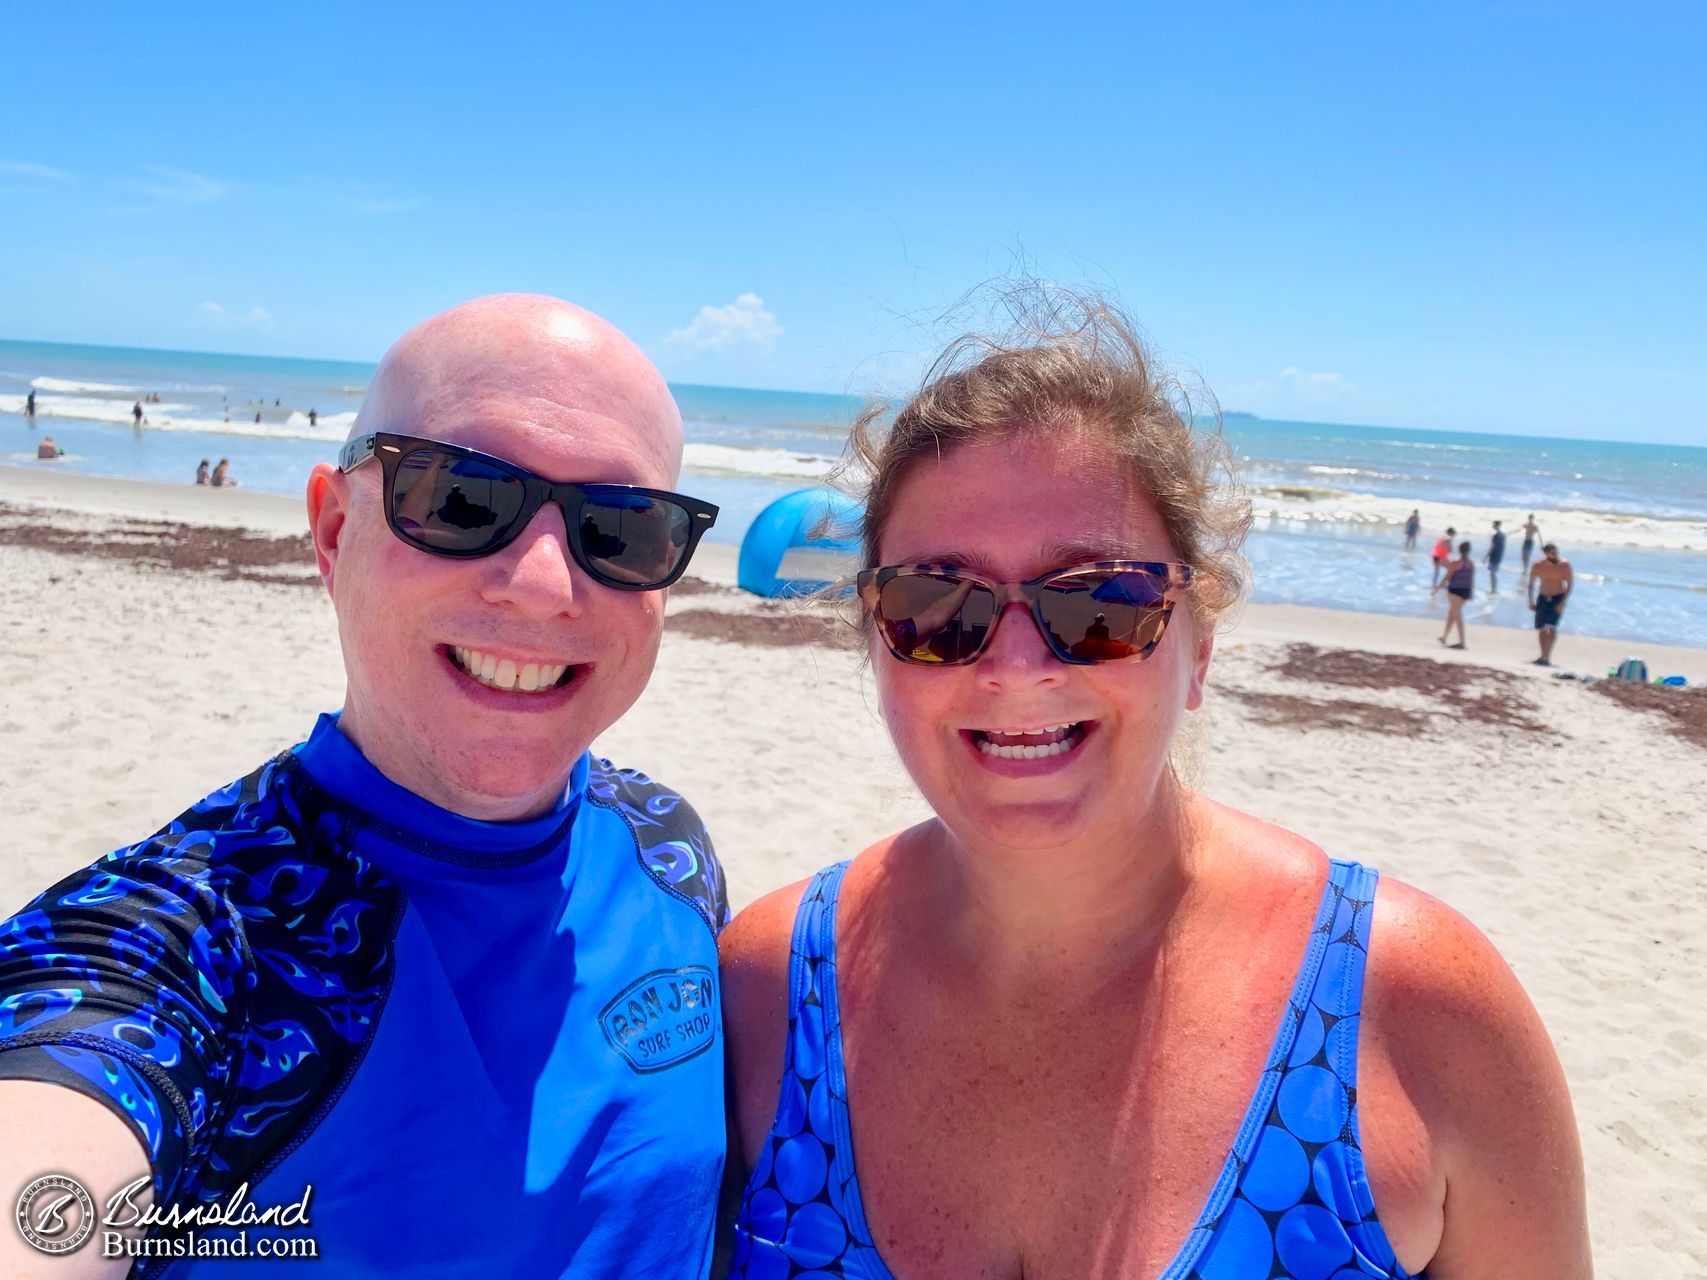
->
xmin=578 ymin=494 xmax=693 ymax=587
xmin=877 ymin=574 xmax=996 ymax=663
xmin=391 ymin=450 xmax=527 ymax=552
xmin=1040 ymin=570 xmax=1171 ymax=662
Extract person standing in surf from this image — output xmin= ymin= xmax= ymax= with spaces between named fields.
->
xmin=1529 ymin=542 xmax=1573 ymax=667
xmin=1520 ymin=513 xmax=1542 ymax=573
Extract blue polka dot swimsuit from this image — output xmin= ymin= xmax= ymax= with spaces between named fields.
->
xmin=731 ymin=858 xmax=1421 ymax=1280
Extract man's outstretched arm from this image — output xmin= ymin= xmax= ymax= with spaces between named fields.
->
xmin=0 ymin=1082 xmax=153 ymax=1278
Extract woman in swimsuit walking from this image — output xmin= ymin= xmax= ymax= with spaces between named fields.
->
xmin=1435 ymin=539 xmax=1474 ymax=649
xmin=720 ymin=295 xmax=1589 ymax=1279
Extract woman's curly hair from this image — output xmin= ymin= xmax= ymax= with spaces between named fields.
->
xmin=837 ymin=285 xmax=1252 ymax=631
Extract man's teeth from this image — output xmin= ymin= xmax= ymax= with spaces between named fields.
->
xmin=452 ymin=646 xmax=569 ymax=693
xmin=975 ymin=723 xmax=1084 ymax=760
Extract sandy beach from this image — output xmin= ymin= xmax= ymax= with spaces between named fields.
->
xmin=2 ymin=465 xmax=1704 ymax=1272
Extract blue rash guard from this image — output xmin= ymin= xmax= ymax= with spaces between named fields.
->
xmin=733 ymin=859 xmax=1418 ymax=1280
xmin=0 ymin=713 xmax=729 ymax=1277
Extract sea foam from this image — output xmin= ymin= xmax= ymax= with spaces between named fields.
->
xmin=1253 ymin=488 xmax=1707 ymax=553
xmin=682 ymin=442 xmax=836 ymax=480
xmin=30 ymin=376 xmax=141 ymax=394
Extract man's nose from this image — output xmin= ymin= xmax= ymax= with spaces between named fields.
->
xmin=475 ymin=502 xmax=586 ymax=618
xmin=975 ymin=599 xmax=1066 ymax=689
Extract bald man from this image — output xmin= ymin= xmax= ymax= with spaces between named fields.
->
xmin=0 ymin=297 xmax=728 ymax=1277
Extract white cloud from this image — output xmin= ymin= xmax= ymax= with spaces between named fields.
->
xmin=124 ymin=164 xmax=226 ymax=209
xmin=1279 ymin=366 xmax=1355 ymax=398
xmin=0 ymin=161 xmax=74 ymax=181
xmin=665 ymin=293 xmax=782 ymax=352
xmin=140 ymin=164 xmax=225 ymax=203
xmin=195 ymin=301 xmax=272 ymax=330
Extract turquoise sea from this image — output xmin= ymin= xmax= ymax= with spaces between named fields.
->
xmin=3 ymin=338 xmax=1703 ymax=651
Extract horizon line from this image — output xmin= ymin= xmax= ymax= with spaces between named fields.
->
xmin=2 ymin=334 xmax=1699 ymax=454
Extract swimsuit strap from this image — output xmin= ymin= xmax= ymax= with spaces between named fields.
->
xmin=1196 ymin=858 xmax=1414 ymax=1279
xmin=781 ymin=859 xmax=852 ymax=1079
xmin=1294 ymin=860 xmax=1412 ymax=1275
xmin=732 ymin=860 xmax=889 ymax=1279
xmin=1159 ymin=859 xmax=1416 ymax=1280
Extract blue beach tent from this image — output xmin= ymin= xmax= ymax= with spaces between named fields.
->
xmin=737 ymin=488 xmax=863 ymax=597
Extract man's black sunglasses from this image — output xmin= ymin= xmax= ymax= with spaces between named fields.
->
xmin=339 ymin=432 xmax=718 ymax=591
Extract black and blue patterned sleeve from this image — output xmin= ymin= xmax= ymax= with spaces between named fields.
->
xmin=0 ymin=814 xmax=249 ymax=1199
xmin=588 ymin=760 xmax=730 ymax=935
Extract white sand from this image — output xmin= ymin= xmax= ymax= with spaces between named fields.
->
xmin=2 ymin=466 xmax=1704 ymax=1271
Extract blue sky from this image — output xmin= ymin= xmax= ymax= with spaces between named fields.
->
xmin=1 ymin=3 xmax=1702 ymax=444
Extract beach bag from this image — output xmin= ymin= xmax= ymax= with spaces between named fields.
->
xmin=1613 ymin=657 xmax=1649 ymax=682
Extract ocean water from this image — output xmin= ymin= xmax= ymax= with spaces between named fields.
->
xmin=3 ymin=339 xmax=1703 ymax=652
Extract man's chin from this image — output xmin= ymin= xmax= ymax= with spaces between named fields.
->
xmin=421 ymin=732 xmax=593 ymax=822
xmin=434 ymin=765 xmax=586 ymax=822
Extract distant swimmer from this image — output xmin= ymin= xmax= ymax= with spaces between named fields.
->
xmin=24 ymin=389 xmax=35 ymax=417
xmin=1485 ymin=519 xmax=1507 ymax=592
xmin=211 ymin=457 xmax=237 ymax=487
xmin=254 ymin=410 xmax=262 ymax=423
xmin=195 ymin=459 xmax=211 ymax=485
xmin=309 ymin=408 xmax=318 ymax=427
xmin=1434 ymin=538 xmax=1473 ymax=648
xmin=1528 ymin=543 xmax=1573 ymax=667
xmin=132 ymin=400 xmax=145 ymax=426
xmin=1520 ymin=513 xmax=1541 ymax=572
xmin=1430 ymin=526 xmax=1456 ymax=588
xmin=1403 ymin=508 xmax=1420 ymax=550
xmin=35 ymin=435 xmax=63 ymax=459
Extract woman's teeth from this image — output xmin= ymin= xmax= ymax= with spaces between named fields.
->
xmin=452 ymin=646 xmax=569 ymax=693
xmin=974 ymin=723 xmax=1085 ymax=760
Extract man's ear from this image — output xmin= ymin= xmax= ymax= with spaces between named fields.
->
xmin=1184 ymin=626 xmax=1215 ymax=711
xmin=306 ymin=463 xmax=348 ymax=598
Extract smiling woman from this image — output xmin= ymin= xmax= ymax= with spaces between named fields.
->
xmin=717 ymin=289 xmax=1592 ymax=1280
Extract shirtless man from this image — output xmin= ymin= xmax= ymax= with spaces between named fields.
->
xmin=1528 ymin=542 xmax=1573 ymax=667
xmin=1520 ymin=513 xmax=1542 ymax=572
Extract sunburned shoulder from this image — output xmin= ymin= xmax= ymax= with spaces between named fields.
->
xmin=718 ymin=834 xmax=899 ymax=989
xmin=1363 ymin=874 xmax=1546 ymax=1072
xmin=1201 ymin=795 xmax=1534 ymax=1026
xmin=718 ymin=876 xmax=810 ymax=1007
xmin=1188 ymin=794 xmax=1335 ymax=890
xmin=1363 ymin=875 xmax=1590 ymax=1273
xmin=1196 ymin=794 xmax=1546 ymax=1047
xmin=719 ymin=871 xmax=823 ymax=1165
xmin=719 ymin=837 xmax=898 ymax=1145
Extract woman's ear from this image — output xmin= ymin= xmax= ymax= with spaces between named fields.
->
xmin=1184 ymin=626 xmax=1214 ymax=711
